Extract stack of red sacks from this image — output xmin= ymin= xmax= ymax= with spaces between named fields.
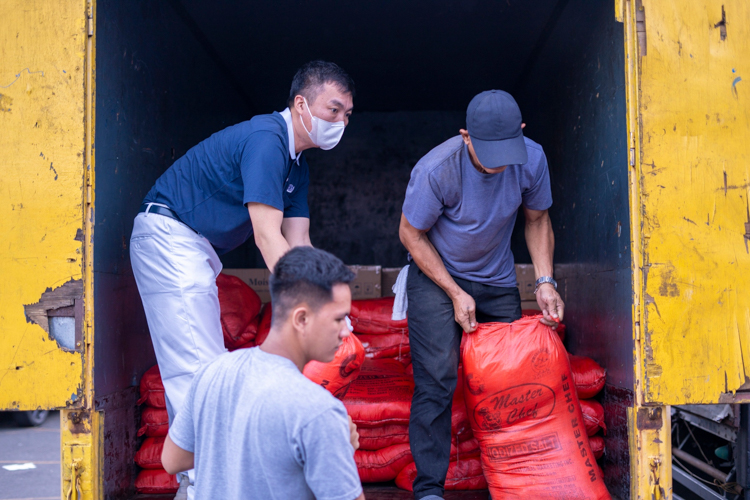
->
xmin=345 ymin=297 xmax=486 ymax=490
xmin=134 ymin=365 xmax=178 ymax=494
xmin=570 ymin=353 xmax=607 ymax=460
xmin=135 ymin=273 xmax=368 ymax=493
xmin=134 ymin=274 xmax=263 ymax=494
xmin=349 ymin=297 xmax=411 ymax=362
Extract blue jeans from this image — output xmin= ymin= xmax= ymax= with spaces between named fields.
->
xmin=407 ymin=263 xmax=521 ymax=499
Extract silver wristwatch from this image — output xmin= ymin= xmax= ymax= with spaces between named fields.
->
xmin=534 ymin=276 xmax=557 ymax=294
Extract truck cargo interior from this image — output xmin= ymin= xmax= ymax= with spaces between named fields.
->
xmin=94 ymin=0 xmax=632 ymax=496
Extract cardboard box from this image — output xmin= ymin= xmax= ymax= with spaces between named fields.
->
xmin=381 ymin=267 xmax=403 ymax=297
xmin=222 ymin=268 xmax=271 ymax=303
xmin=224 ymin=264 xmax=543 ymax=304
xmin=521 ymin=300 xmax=541 ymax=311
xmin=223 ymin=265 xmax=382 ymax=302
xmin=514 ymin=264 xmax=537 ymax=301
xmin=348 ymin=265 xmax=382 ymax=300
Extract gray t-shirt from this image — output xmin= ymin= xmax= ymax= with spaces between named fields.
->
xmin=402 ymin=135 xmax=552 ymax=287
xmin=169 ymin=347 xmax=363 ymax=500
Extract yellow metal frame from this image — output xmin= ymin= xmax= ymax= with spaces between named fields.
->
xmin=0 ymin=0 xmax=100 ymax=497
xmin=624 ymin=0 xmax=672 ymax=497
xmin=61 ymin=1 xmax=100 ymax=499
xmin=0 ymin=0 xmax=88 ymax=411
xmin=635 ymin=0 xmax=750 ymax=406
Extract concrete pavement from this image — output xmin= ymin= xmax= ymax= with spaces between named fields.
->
xmin=0 ymin=411 xmax=60 ymax=500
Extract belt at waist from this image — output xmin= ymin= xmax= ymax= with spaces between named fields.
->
xmin=139 ymin=204 xmax=197 ymax=233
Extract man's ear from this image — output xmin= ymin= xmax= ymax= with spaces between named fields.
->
xmin=459 ymin=129 xmax=471 ymax=145
xmin=290 ymin=304 xmax=309 ymax=333
xmin=293 ymin=95 xmax=307 ymax=115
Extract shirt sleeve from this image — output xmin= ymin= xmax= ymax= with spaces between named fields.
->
xmin=402 ymin=164 xmax=445 ymax=231
xmin=296 ymin=405 xmax=363 ymax=500
xmin=521 ymin=147 xmax=553 ymax=211
xmin=239 ymin=131 xmax=290 ymax=211
xmin=284 ymin=157 xmax=310 ymax=219
xmin=167 ymin=372 xmax=199 ymax=453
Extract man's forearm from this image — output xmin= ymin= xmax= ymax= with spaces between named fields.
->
xmin=525 ymin=211 xmax=555 ymax=279
xmin=254 ymin=231 xmax=291 ymax=273
xmin=399 ymin=216 xmax=461 ymax=299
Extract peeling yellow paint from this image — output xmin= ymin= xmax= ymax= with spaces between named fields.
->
xmin=61 ymin=409 xmax=101 ymax=500
xmin=628 ymin=405 xmax=673 ymax=500
xmin=636 ymin=0 xmax=750 ymax=404
xmin=0 ymin=1 xmax=88 ymax=409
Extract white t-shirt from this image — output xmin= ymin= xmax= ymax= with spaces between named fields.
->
xmin=169 ymin=347 xmax=362 ymax=500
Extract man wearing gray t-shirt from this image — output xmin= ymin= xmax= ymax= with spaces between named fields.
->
xmin=398 ymin=90 xmax=565 ymax=500
xmin=161 ymin=247 xmax=365 ymax=500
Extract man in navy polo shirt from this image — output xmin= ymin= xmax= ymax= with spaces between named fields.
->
xmin=399 ymin=90 xmax=565 ymax=500
xmin=130 ymin=61 xmax=354 ymax=498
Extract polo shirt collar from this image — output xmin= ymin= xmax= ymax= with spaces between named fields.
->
xmin=279 ymin=108 xmax=299 ymax=165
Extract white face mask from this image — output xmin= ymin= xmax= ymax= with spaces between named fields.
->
xmin=300 ymin=97 xmax=346 ymax=150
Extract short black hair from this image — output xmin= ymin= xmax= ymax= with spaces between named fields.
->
xmin=287 ymin=61 xmax=355 ymax=108
xmin=269 ymin=247 xmax=355 ymax=326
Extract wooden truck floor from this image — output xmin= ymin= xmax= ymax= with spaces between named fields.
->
xmin=134 ymin=484 xmax=490 ymax=499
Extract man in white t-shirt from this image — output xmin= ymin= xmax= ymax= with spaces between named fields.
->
xmin=161 ymin=247 xmax=365 ymax=500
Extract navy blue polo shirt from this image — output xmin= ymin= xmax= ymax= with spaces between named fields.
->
xmin=143 ymin=112 xmax=309 ymax=254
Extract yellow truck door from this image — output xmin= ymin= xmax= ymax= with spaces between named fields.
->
xmin=0 ymin=0 xmax=92 ymax=411
xmin=628 ymin=0 xmax=750 ymax=405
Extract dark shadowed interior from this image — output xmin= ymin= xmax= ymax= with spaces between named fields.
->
xmin=94 ymin=1 xmax=632 ymax=497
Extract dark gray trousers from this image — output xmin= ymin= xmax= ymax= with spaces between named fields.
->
xmin=407 ymin=263 xmax=521 ymax=499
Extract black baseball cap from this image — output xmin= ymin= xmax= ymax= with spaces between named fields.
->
xmin=466 ymin=90 xmax=527 ymax=167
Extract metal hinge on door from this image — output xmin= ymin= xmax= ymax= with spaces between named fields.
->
xmin=87 ymin=16 xmax=93 ymax=37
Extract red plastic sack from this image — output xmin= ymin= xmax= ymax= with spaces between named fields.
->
xmin=135 ymin=437 xmax=165 ymax=469
xmin=138 ymin=407 xmax=169 ymax=437
xmin=343 ymin=359 xmax=413 ymax=427
xmin=569 ymin=354 xmax=607 ymax=399
xmin=450 ymin=437 xmax=481 ymax=459
xmin=303 ymin=334 xmax=366 ymax=399
xmin=580 ymin=399 xmax=607 ymax=436
xmin=396 ymin=457 xmax=487 ymax=492
xmin=358 ymin=424 xmax=410 ymax=450
xmin=590 ymin=435 xmax=605 ymax=460
xmin=135 ymin=469 xmax=179 ymax=494
xmin=217 ymin=273 xmax=262 ymax=350
xmin=137 ymin=365 xmax=166 ymax=409
xmin=350 ymin=297 xmax=409 ymax=335
xmin=521 ymin=309 xmax=566 ymax=341
xmin=253 ymin=302 xmax=272 ymax=347
xmin=355 ymin=443 xmax=413 ymax=482
xmin=356 ymin=332 xmax=410 ymax=359
xmin=462 ymin=317 xmax=610 ymax=500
